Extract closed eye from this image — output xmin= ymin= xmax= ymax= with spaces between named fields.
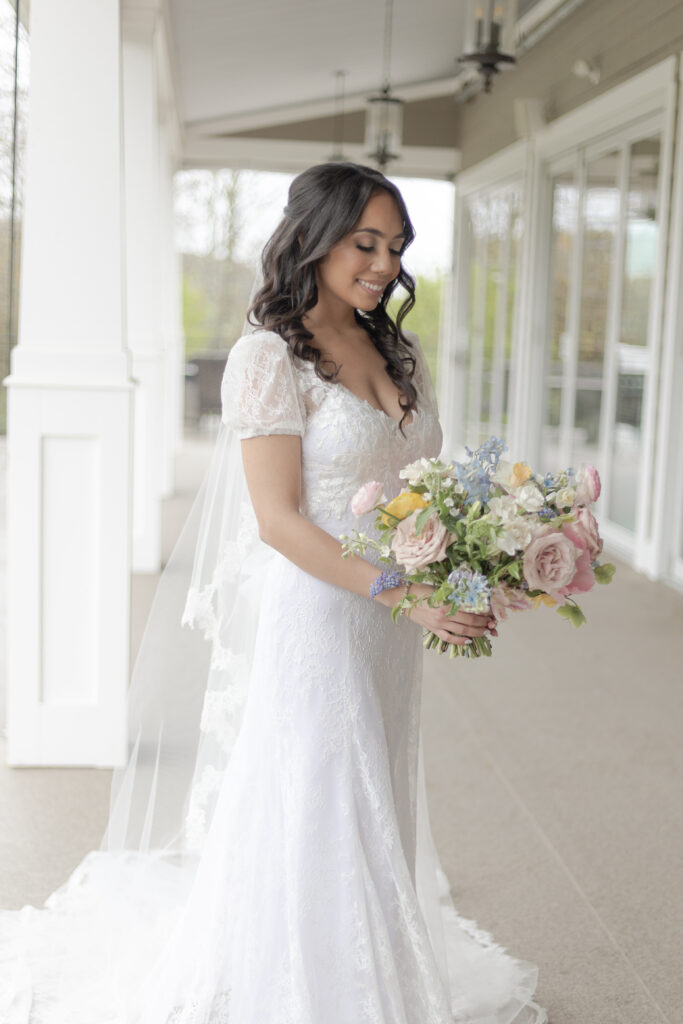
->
xmin=357 ymin=245 xmax=402 ymax=256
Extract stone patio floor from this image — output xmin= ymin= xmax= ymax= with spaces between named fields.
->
xmin=1 ymin=435 xmax=681 ymax=1024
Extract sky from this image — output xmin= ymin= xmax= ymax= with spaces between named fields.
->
xmin=174 ymin=169 xmax=456 ymax=280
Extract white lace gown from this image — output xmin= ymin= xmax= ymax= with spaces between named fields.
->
xmin=0 ymin=329 xmax=548 ymax=1024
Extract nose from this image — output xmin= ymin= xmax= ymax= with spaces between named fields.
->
xmin=369 ymin=245 xmax=394 ymax=276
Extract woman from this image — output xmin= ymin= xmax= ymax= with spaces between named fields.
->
xmin=0 ymin=162 xmax=547 ymax=1024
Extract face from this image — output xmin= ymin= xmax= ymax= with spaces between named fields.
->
xmin=315 ymin=190 xmax=406 ymax=313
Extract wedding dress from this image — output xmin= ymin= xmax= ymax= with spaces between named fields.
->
xmin=0 ymin=327 xmax=548 ymax=1024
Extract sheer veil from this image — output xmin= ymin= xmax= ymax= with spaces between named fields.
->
xmin=103 ymin=266 xmax=271 ymax=860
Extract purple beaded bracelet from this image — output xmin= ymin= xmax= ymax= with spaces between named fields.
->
xmin=369 ymin=569 xmax=407 ymax=599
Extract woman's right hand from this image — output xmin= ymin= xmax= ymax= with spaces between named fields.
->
xmin=404 ymin=583 xmax=497 ymax=647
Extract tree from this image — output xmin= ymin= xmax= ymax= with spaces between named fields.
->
xmin=389 ymin=273 xmax=444 ymax=384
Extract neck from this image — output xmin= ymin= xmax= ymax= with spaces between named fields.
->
xmin=303 ymin=288 xmax=359 ymax=337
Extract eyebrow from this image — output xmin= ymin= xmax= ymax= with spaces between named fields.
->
xmin=352 ymin=227 xmax=406 ymax=240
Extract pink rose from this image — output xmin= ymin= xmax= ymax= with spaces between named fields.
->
xmin=391 ymin=510 xmax=453 ymax=571
xmin=490 ymin=583 xmax=534 ymax=622
xmin=560 ymin=523 xmax=595 ymax=596
xmin=571 ymin=507 xmax=603 ymax=562
xmin=351 ymin=481 xmax=385 ymax=516
xmin=574 ymin=464 xmax=601 ymax=506
xmin=522 ymin=524 xmax=594 ymax=604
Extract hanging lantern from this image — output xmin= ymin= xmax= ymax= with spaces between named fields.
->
xmin=365 ymin=88 xmax=403 ymax=169
xmin=459 ymin=1 xmax=516 ymax=94
xmin=365 ymin=0 xmax=403 ymax=169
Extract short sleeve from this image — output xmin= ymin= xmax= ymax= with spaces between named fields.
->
xmin=221 ymin=330 xmax=306 ymax=439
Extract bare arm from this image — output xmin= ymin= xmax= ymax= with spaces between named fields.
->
xmin=241 ymin=433 xmax=495 ymax=643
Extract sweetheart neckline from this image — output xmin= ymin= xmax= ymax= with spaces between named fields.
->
xmin=335 ymin=382 xmax=420 ymax=426
xmin=294 ymin=359 xmax=420 ymax=426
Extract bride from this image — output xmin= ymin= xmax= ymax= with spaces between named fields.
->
xmin=0 ymin=161 xmax=548 ymax=1024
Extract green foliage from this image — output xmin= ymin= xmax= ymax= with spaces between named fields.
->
xmin=556 ymin=601 xmax=587 ymax=627
xmin=388 ymin=273 xmax=444 ymax=382
xmin=594 ymin=562 xmax=616 ymax=584
xmin=182 ymin=275 xmax=215 ymax=358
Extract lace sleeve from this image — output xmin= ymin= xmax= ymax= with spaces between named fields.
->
xmin=404 ymin=329 xmax=440 ymax=419
xmin=221 ymin=330 xmax=306 ymax=439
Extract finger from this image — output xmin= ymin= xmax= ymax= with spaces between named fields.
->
xmin=452 ymin=611 xmax=491 ymax=627
xmin=444 ymin=620 xmax=488 ymax=638
xmin=436 ymin=628 xmax=471 ymax=646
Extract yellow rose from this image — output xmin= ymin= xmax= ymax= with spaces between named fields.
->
xmin=532 ymin=593 xmax=558 ymax=610
xmin=381 ymin=490 xmax=428 ymax=526
xmin=511 ymin=462 xmax=532 ymax=487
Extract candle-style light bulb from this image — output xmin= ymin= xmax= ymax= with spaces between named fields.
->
xmin=475 ymin=5 xmax=484 ymax=49
xmin=490 ymin=3 xmax=503 ymax=48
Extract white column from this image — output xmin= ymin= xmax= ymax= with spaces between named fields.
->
xmin=5 ymin=0 xmax=133 ymax=766
xmin=123 ymin=12 xmax=165 ymax=572
xmin=158 ymin=116 xmax=184 ymax=498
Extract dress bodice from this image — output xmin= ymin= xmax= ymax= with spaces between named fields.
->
xmin=292 ymin=353 xmax=442 ymax=532
xmin=221 ymin=328 xmax=443 ymax=538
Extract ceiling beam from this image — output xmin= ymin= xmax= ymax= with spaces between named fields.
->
xmin=182 ymin=136 xmax=461 ymax=180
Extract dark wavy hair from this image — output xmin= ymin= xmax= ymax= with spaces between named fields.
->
xmin=248 ymin=161 xmax=417 ymax=432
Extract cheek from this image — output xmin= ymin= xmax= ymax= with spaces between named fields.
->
xmin=331 ymin=249 xmax=366 ymax=284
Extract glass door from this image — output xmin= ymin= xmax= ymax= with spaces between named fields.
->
xmin=464 ymin=183 xmax=523 ymax=448
xmin=609 ymin=137 xmax=661 ymax=532
xmin=541 ymin=127 xmax=662 ymax=548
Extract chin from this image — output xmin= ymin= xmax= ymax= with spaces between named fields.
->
xmin=355 ymin=293 xmax=382 ymax=310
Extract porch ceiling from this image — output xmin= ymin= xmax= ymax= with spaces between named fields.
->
xmin=167 ymin=0 xmax=466 ymax=177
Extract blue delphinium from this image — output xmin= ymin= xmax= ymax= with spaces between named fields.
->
xmin=453 ymin=436 xmax=507 ymax=506
xmin=447 ymin=566 xmax=492 ymax=615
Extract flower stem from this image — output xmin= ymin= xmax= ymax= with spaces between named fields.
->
xmin=422 ymin=630 xmax=494 ymax=659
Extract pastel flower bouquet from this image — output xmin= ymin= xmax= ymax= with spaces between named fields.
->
xmin=341 ymin=437 xmax=616 ymax=658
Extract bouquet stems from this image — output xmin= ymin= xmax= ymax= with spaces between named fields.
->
xmin=422 ymin=630 xmax=493 ymax=659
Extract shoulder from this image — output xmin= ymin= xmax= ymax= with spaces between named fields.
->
xmin=227 ymin=328 xmax=292 ymax=366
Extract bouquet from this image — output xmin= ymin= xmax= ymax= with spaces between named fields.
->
xmin=341 ymin=437 xmax=615 ymax=658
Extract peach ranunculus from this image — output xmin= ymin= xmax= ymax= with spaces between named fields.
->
xmin=351 ymin=481 xmax=386 ymax=517
xmin=391 ymin=509 xmax=453 ymax=572
xmin=490 ymin=583 xmax=534 ymax=621
xmin=522 ymin=524 xmax=594 ymax=605
xmin=380 ymin=490 xmax=428 ymax=526
xmin=570 ymin=506 xmax=603 ymax=562
xmin=492 ymin=460 xmax=533 ymax=489
xmin=574 ymin=464 xmax=601 ymax=506
xmin=510 ymin=461 xmax=533 ymax=487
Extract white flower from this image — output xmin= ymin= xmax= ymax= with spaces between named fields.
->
xmin=487 ymin=493 xmax=518 ymax=523
xmin=554 ymin=486 xmax=576 ymax=509
xmin=493 ymin=517 xmax=534 ymax=556
xmin=399 ymin=458 xmax=427 ymax=485
xmin=515 ymin=482 xmax=545 ymax=512
xmin=491 ymin=460 xmax=515 ymax=488
xmin=444 ymin=496 xmax=455 ymax=509
xmin=423 ymin=491 xmax=432 ymax=501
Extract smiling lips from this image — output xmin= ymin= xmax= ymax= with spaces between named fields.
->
xmin=356 ymin=278 xmax=386 ymax=295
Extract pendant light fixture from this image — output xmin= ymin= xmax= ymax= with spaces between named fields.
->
xmin=459 ymin=2 xmax=516 ymax=94
xmin=365 ymin=0 xmax=403 ymax=169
